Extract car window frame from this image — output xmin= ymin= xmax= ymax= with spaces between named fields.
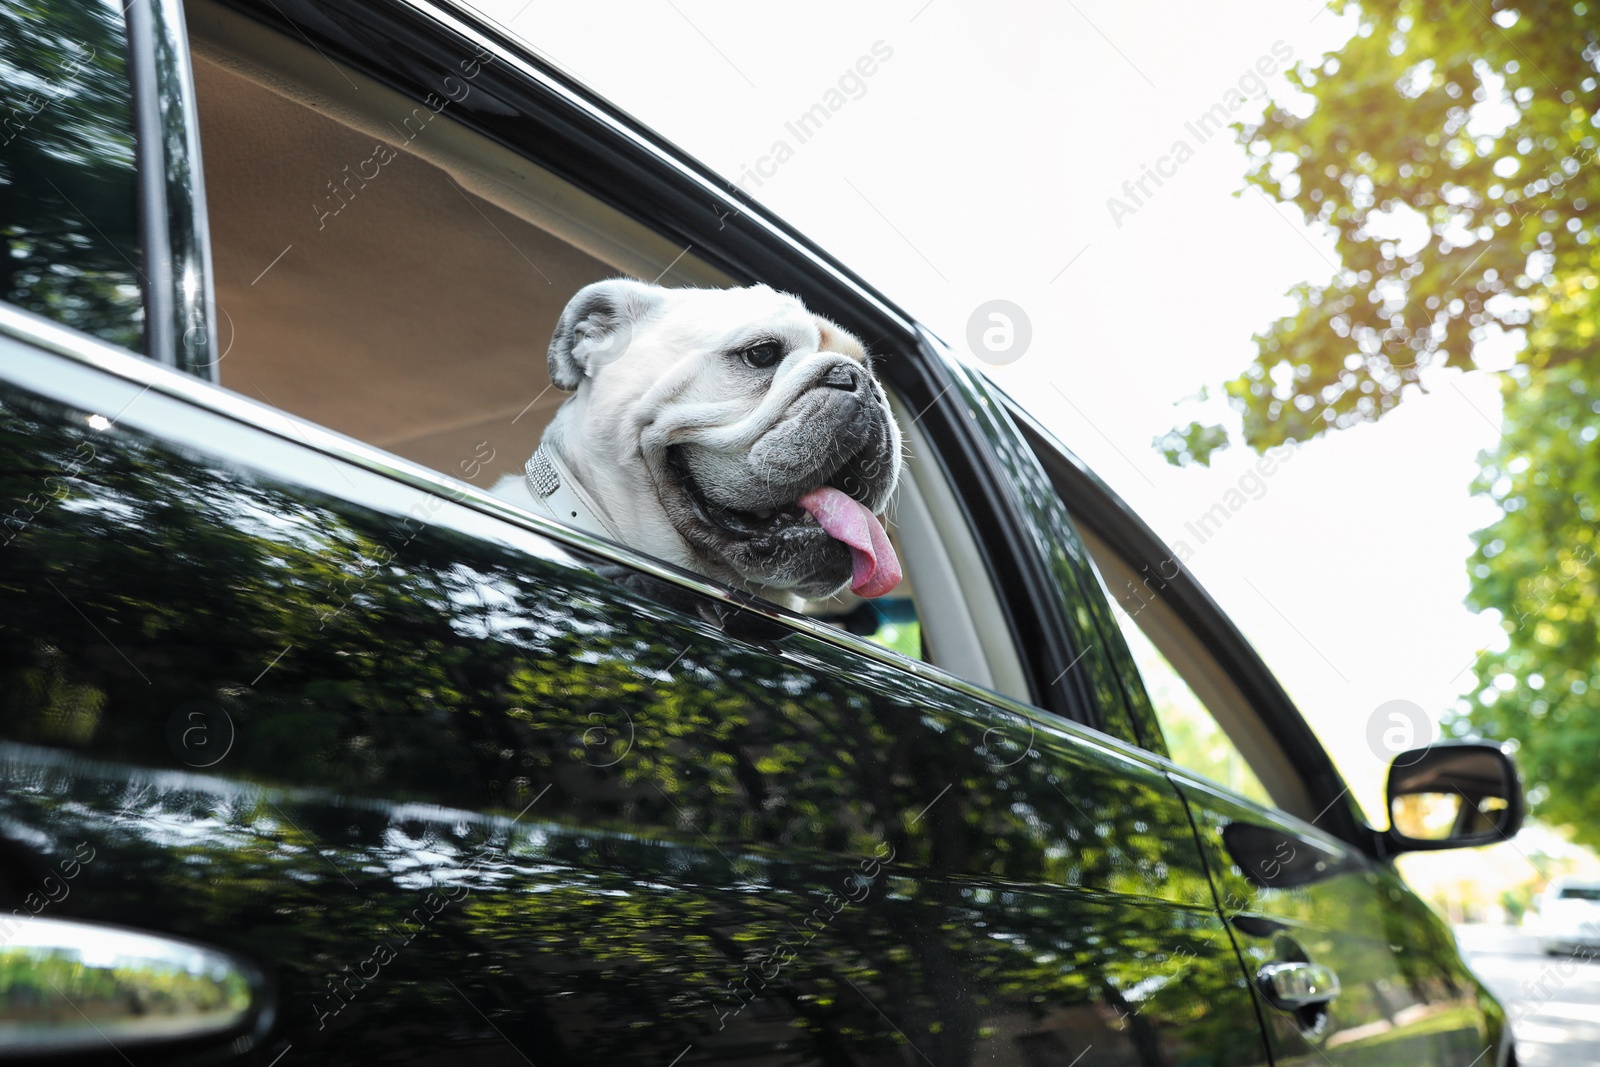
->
xmin=152 ymin=0 xmax=1120 ymax=738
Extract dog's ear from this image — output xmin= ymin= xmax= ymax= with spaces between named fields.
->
xmin=812 ymin=314 xmax=867 ymax=363
xmin=548 ymin=278 xmax=663 ymax=390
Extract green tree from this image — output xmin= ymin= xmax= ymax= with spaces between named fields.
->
xmin=1161 ymin=1 xmax=1600 ymax=845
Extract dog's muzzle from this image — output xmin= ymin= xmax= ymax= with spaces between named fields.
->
xmin=666 ymin=380 xmax=902 ymax=599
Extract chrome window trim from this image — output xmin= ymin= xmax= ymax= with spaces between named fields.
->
xmin=126 ymin=0 xmax=220 ymax=378
xmin=0 ymin=299 xmax=1174 ymax=775
xmin=125 ymin=1 xmax=172 ymax=362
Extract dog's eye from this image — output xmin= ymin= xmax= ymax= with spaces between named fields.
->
xmin=740 ymin=341 xmax=785 ymax=369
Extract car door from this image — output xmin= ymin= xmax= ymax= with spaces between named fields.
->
xmin=0 ymin=297 xmax=1281 ymax=1067
xmin=1171 ymin=773 xmax=1502 ymax=1067
xmin=0 ymin=2 xmax=1281 ymax=1065
xmin=1005 ymin=403 xmax=1515 ymax=1067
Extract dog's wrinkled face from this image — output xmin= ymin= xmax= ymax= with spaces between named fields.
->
xmin=542 ymin=279 xmax=903 ymax=601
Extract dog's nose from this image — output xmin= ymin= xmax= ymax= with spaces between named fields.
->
xmin=821 ymin=364 xmax=860 ymax=392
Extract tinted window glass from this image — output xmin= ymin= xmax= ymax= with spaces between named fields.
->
xmin=0 ymin=2 xmax=143 ymax=350
xmin=1113 ymin=605 xmax=1273 ymax=806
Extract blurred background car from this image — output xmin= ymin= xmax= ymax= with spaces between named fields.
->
xmin=1529 ymin=879 xmax=1600 ymax=957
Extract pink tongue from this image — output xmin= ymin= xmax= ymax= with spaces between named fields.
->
xmin=797 ymin=486 xmax=902 ymax=598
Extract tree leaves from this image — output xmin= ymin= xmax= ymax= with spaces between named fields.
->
xmin=1154 ymin=421 xmax=1230 ymax=467
xmin=1169 ymin=0 xmax=1600 ymax=846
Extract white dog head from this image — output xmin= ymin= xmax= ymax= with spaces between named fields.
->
xmin=538 ymin=279 xmax=903 ymax=602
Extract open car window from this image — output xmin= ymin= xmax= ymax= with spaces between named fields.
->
xmin=180 ymin=0 xmax=1032 ymax=705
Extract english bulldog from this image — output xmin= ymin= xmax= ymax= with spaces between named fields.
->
xmin=497 ymin=279 xmax=903 ymax=607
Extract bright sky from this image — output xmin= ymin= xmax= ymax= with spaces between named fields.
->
xmin=468 ymin=0 xmax=1524 ymax=848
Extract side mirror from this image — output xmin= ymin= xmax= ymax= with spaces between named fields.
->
xmin=1385 ymin=741 xmax=1523 ymax=853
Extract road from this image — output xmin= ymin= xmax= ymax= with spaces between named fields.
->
xmin=1454 ymin=923 xmax=1600 ymax=1065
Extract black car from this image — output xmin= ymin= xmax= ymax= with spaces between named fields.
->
xmin=0 ymin=1 xmax=1525 ymax=1064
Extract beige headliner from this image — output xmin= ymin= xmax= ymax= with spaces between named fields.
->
xmin=185 ymin=0 xmax=732 ymax=483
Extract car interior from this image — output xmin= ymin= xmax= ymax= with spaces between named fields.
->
xmin=182 ymin=0 xmax=1033 ymax=704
